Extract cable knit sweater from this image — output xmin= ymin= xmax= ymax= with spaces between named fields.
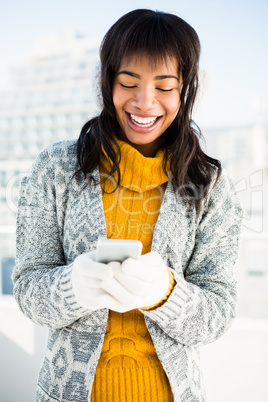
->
xmin=13 ymin=139 xmax=243 ymax=401
xmin=91 ymin=139 xmax=174 ymax=401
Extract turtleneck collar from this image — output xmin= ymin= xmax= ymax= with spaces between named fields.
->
xmin=100 ymin=137 xmax=170 ymax=193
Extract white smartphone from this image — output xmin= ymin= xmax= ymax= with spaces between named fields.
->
xmin=96 ymin=239 xmax=143 ymax=263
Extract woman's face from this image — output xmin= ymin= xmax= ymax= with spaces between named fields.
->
xmin=112 ymin=55 xmax=181 ymax=157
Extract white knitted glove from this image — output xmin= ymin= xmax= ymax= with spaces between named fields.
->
xmin=102 ymin=251 xmax=170 ymax=310
xmin=71 ymin=251 xmax=142 ymax=312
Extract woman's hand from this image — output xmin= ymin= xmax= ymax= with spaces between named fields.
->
xmin=72 ymin=251 xmax=170 ymax=313
xmin=102 ymin=252 xmax=170 ymax=310
xmin=71 ymin=251 xmax=143 ymax=312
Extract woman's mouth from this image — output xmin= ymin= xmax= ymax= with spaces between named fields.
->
xmin=126 ymin=112 xmax=162 ymax=132
xmin=129 ymin=113 xmax=160 ymax=127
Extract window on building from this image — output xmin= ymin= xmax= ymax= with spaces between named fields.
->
xmin=1 ymin=258 xmax=14 ymax=295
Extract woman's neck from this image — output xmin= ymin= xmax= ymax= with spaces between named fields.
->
xmin=115 ymin=129 xmax=163 ymax=157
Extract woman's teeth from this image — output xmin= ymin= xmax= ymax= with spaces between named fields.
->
xmin=129 ymin=113 xmax=159 ymax=127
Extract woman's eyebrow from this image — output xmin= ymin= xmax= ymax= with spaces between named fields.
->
xmin=117 ymin=70 xmax=140 ymax=79
xmin=155 ymin=74 xmax=180 ymax=82
xmin=117 ymin=70 xmax=180 ymax=82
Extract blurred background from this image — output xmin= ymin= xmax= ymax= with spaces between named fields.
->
xmin=0 ymin=0 xmax=267 ymax=401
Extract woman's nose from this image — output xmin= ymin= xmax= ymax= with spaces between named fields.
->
xmin=133 ymin=87 xmax=156 ymax=110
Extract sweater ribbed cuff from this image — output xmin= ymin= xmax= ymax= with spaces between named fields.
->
xmin=140 ymin=271 xmax=190 ymax=325
xmin=60 ymin=263 xmax=91 ymax=316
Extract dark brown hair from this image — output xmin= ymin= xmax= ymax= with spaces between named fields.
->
xmin=75 ymin=9 xmax=221 ymax=213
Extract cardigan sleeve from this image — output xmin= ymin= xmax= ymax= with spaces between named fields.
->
xmin=141 ymin=169 xmax=243 ymax=347
xmin=13 ymin=145 xmax=90 ymax=329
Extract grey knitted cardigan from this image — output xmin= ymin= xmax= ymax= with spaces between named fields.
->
xmin=13 ymin=140 xmax=243 ymax=402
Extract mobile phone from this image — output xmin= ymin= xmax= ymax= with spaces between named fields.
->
xmin=96 ymin=239 xmax=143 ymax=263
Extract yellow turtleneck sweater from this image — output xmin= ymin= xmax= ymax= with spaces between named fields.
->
xmin=91 ymin=139 xmax=174 ymax=402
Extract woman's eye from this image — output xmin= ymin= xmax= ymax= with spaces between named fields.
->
xmin=120 ymin=84 xmax=137 ymax=89
xmin=157 ymin=88 xmax=173 ymax=92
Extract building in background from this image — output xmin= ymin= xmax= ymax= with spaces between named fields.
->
xmin=0 ymin=33 xmax=100 ymax=293
xmin=204 ymin=124 xmax=268 ymax=232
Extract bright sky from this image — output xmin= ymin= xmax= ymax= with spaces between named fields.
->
xmin=0 ymin=0 xmax=267 ymax=128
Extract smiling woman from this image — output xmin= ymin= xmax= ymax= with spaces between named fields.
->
xmin=113 ymin=56 xmax=181 ymax=156
xmin=13 ymin=8 xmax=243 ymax=402
xmin=76 ymin=8 xmax=222 ymax=210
